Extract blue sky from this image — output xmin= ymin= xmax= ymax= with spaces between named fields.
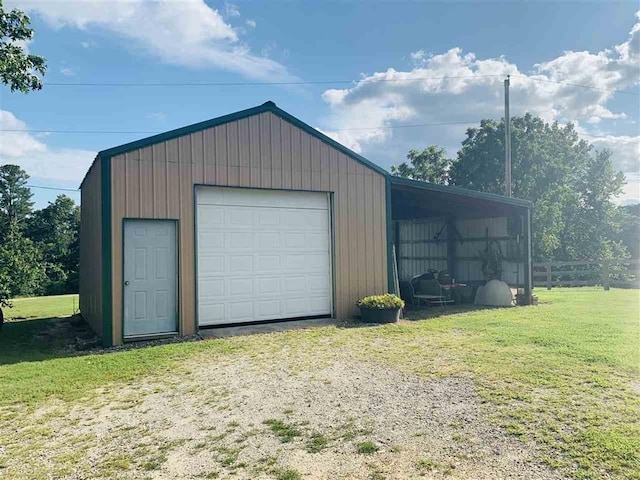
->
xmin=2 ymin=0 xmax=639 ymax=207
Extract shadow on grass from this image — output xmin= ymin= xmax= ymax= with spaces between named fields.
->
xmin=0 ymin=316 xmax=93 ymax=366
xmin=0 ymin=315 xmax=200 ymax=366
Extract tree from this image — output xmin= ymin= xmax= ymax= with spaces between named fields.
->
xmin=391 ymin=146 xmax=453 ymax=184
xmin=0 ymin=3 xmax=46 ymax=92
xmin=0 ymin=164 xmax=34 ymax=241
xmin=27 ymin=195 xmax=80 ymax=293
xmin=0 ymin=224 xmax=46 ymax=298
xmin=448 ymin=114 xmax=627 ymax=260
xmin=616 ymin=204 xmax=640 ymax=259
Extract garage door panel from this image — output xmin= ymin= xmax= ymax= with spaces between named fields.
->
xmin=229 ymin=255 xmax=254 ymax=272
xmin=199 ymin=231 xmax=224 ymax=249
xmin=284 ymin=232 xmax=306 ymax=248
xmin=256 ymin=209 xmax=280 ymax=226
xmin=283 ymin=255 xmax=306 ymax=272
xmin=256 ymin=276 xmax=281 ymax=295
xmin=229 ymin=277 xmax=254 ymax=297
xmin=281 ymin=210 xmax=306 ymax=227
xmin=199 ymin=255 xmax=225 ymax=274
xmin=197 ymin=186 xmax=332 ymax=326
xmin=308 ymin=253 xmax=329 ymax=271
xmin=283 ymin=276 xmax=306 ymax=293
xmin=199 ymin=278 xmax=225 ymax=297
xmin=197 ymin=205 xmax=224 ymax=226
xmin=304 ymin=210 xmax=329 ymax=228
xmin=227 ymin=231 xmax=253 ymax=250
xmin=308 ymin=274 xmax=330 ymax=293
xmin=309 ymin=296 xmax=332 ymax=313
xmin=228 ymin=301 xmax=254 ymax=321
xmin=284 ymin=297 xmax=307 ymax=316
xmin=255 ymin=232 xmax=280 ymax=249
xmin=305 ymin=232 xmax=329 ymax=249
xmin=256 ymin=255 xmax=281 ymax=273
xmin=256 ymin=299 xmax=281 ymax=317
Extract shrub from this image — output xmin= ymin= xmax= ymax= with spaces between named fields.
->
xmin=356 ymin=294 xmax=404 ymax=309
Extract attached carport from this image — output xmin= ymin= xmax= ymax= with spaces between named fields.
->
xmin=388 ymin=176 xmax=533 ymax=303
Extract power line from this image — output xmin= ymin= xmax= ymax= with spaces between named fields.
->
xmin=3 ymin=124 xmax=638 ymax=142
xmin=0 ymin=120 xmax=482 ymax=135
xmin=43 ymin=74 xmax=504 ymax=87
xmin=27 ymin=184 xmax=79 ymax=192
xmin=41 ymin=74 xmax=640 ymax=95
xmin=511 ymin=74 xmax=640 ymax=96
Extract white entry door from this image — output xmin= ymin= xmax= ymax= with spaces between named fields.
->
xmin=196 ymin=187 xmax=332 ymax=326
xmin=123 ymin=220 xmax=178 ymax=337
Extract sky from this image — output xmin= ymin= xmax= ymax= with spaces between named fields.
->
xmin=1 ymin=0 xmax=639 ymax=208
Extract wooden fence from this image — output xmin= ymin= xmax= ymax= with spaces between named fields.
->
xmin=533 ymin=259 xmax=640 ymax=290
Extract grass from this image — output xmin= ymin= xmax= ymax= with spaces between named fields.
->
xmin=5 ymin=294 xmax=79 ymax=320
xmin=0 ymin=288 xmax=638 ymax=479
xmin=263 ymin=419 xmax=302 ymax=443
xmin=356 ymin=441 xmax=379 ymax=455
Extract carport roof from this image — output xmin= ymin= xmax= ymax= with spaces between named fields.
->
xmin=390 ymin=176 xmax=532 ymax=209
xmin=390 ymin=176 xmax=531 ymax=220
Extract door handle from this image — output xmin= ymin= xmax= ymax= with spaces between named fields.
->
xmin=124 ymin=281 xmax=130 ymax=286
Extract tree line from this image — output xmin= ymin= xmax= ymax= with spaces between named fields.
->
xmin=391 ymin=114 xmax=638 ymax=262
xmin=0 ymin=165 xmax=80 ymax=306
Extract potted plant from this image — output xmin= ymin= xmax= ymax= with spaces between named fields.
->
xmin=356 ymin=294 xmax=405 ymax=324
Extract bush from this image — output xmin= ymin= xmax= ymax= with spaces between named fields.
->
xmin=356 ymin=294 xmax=404 ymax=309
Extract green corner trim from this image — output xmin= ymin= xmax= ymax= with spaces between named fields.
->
xmin=101 ymin=156 xmax=113 ymax=347
xmin=385 ymin=177 xmax=394 ymax=293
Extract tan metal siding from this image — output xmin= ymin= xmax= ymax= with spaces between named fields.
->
xmin=79 ymin=160 xmax=102 ymax=336
xmin=110 ymin=112 xmax=387 ymax=345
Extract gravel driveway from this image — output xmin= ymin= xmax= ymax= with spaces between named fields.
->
xmin=10 ymin=348 xmax=565 ymax=480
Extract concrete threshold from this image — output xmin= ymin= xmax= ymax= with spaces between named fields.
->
xmin=199 ymin=318 xmax=337 ymax=339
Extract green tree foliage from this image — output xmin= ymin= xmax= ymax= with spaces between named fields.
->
xmin=391 ymin=145 xmax=453 ymax=184
xmin=0 ymin=164 xmax=34 ymax=240
xmin=448 ymin=114 xmax=626 ymax=260
xmin=0 ymin=3 xmax=46 ymax=92
xmin=27 ymin=195 xmax=81 ymax=294
xmin=0 ymin=166 xmax=81 ymax=312
xmin=616 ymin=204 xmax=640 ymax=259
xmin=0 ymin=224 xmax=46 ymax=298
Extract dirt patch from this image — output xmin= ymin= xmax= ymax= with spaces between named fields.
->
xmin=4 ymin=354 xmax=566 ymax=479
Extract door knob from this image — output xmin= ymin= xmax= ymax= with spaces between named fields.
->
xmin=124 ymin=281 xmax=130 ymax=286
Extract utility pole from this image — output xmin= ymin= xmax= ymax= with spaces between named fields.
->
xmin=504 ymin=75 xmax=512 ymax=197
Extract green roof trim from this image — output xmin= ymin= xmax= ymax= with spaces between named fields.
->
xmin=90 ymin=100 xmax=388 ymax=178
xmin=389 ymin=175 xmax=532 ymax=209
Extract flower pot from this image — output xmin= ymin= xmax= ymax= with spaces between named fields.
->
xmin=359 ymin=307 xmax=401 ymax=324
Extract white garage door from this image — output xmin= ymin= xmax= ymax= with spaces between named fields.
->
xmin=196 ymin=186 xmax=332 ymax=326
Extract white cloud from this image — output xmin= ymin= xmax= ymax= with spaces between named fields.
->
xmin=224 ymin=2 xmax=240 ymax=17
xmin=80 ymin=40 xmax=96 ymax=48
xmin=146 ymin=112 xmax=167 ymax=121
xmin=11 ymin=0 xmax=293 ymax=81
xmin=0 ymin=110 xmax=95 ymax=183
xmin=60 ymin=67 xmax=75 ymax=76
xmin=246 ymin=19 xmax=256 ymax=28
xmin=318 ymin=12 xmax=640 ymax=204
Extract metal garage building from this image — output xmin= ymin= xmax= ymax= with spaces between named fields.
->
xmin=79 ymin=101 xmax=532 ymax=346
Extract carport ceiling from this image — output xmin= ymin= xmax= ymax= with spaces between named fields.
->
xmin=391 ymin=183 xmax=529 ymax=220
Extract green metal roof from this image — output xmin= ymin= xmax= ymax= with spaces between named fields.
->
xmin=389 ymin=175 xmax=532 ymax=209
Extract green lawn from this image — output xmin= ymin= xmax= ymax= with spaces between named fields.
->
xmin=6 ymin=294 xmax=79 ymax=320
xmin=0 ymin=289 xmax=638 ymax=479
